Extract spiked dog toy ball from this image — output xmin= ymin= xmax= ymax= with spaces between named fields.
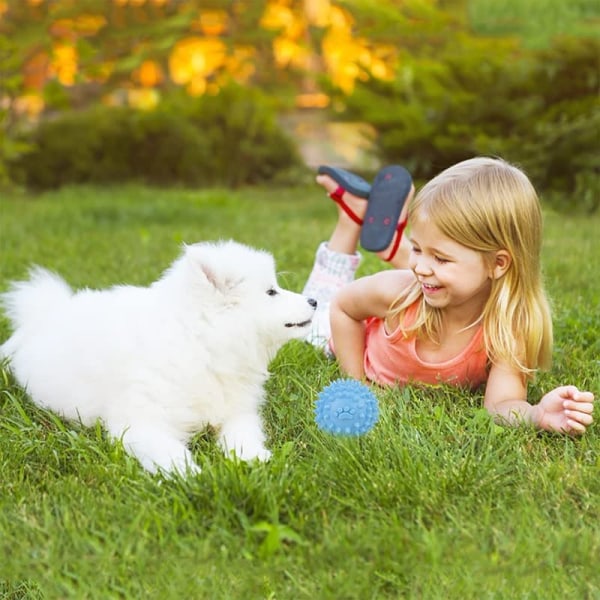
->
xmin=315 ymin=379 xmax=379 ymax=436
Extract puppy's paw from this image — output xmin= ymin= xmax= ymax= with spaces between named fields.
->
xmin=218 ymin=416 xmax=271 ymax=463
xmin=223 ymin=441 xmax=272 ymax=463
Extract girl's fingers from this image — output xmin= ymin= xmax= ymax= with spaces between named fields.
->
xmin=563 ymin=400 xmax=594 ymax=414
xmin=565 ymin=409 xmax=594 ymax=426
xmin=566 ymin=419 xmax=586 ymax=434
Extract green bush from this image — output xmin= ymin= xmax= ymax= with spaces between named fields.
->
xmin=9 ymin=106 xmax=208 ymax=189
xmin=501 ymin=38 xmax=600 ymax=213
xmin=343 ymin=35 xmax=532 ymax=179
xmin=343 ymin=34 xmax=599 ymax=212
xmin=163 ymin=85 xmax=304 ymax=188
xmin=9 ymin=85 xmax=304 ymax=190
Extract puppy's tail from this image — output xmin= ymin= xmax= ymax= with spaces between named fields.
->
xmin=1 ymin=266 xmax=73 ymax=332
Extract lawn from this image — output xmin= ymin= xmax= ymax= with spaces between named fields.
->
xmin=0 ymin=183 xmax=599 ymax=599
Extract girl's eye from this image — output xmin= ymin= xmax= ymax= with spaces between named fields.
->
xmin=411 ymin=246 xmax=421 ymax=254
xmin=266 ymin=288 xmax=278 ymax=296
xmin=435 ymin=256 xmax=449 ymax=264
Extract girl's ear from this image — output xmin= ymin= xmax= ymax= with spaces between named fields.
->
xmin=491 ymin=250 xmax=511 ymax=279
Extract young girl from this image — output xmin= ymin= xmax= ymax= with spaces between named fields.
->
xmin=303 ymin=157 xmax=594 ymax=435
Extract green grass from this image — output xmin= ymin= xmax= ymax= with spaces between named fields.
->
xmin=0 ymin=184 xmax=599 ymax=599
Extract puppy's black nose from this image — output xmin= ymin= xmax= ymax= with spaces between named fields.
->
xmin=307 ymin=297 xmax=317 ymax=308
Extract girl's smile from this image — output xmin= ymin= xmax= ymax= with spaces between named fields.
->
xmin=420 ymin=281 xmax=442 ymax=295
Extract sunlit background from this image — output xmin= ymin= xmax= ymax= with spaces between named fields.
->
xmin=1 ymin=0 xmax=598 ymax=203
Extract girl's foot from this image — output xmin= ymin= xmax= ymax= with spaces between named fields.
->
xmin=317 ymin=166 xmax=414 ymax=265
xmin=316 ymin=172 xmax=370 ymax=227
xmin=317 ymin=165 xmax=371 ymax=198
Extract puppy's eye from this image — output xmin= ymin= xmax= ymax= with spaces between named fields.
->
xmin=266 ymin=288 xmax=278 ymax=296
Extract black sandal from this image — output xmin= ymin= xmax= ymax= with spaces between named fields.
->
xmin=359 ymin=165 xmax=412 ymax=255
xmin=317 ymin=165 xmax=371 ymax=198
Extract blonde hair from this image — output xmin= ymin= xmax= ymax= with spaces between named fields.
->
xmin=389 ymin=156 xmax=553 ymax=379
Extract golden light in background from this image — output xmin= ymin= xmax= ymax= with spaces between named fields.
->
xmin=273 ymin=37 xmax=309 ymax=68
xmin=19 ymin=63 xmax=46 ymax=122
xmin=296 ymin=92 xmax=329 ymax=108
xmin=261 ymin=2 xmax=311 ymax=71
xmin=10 ymin=0 xmax=400 ymax=116
xmin=13 ymin=93 xmax=45 ymax=117
xmin=369 ymin=45 xmax=396 ymax=81
xmin=303 ymin=0 xmax=330 ymax=26
xmin=260 ymin=2 xmax=295 ymax=30
xmin=260 ymin=0 xmax=397 ymax=98
xmin=169 ymin=37 xmax=226 ymax=95
xmin=127 ymin=88 xmax=159 ymax=109
xmin=134 ymin=60 xmax=163 ymax=87
xmin=321 ymin=5 xmax=360 ymax=93
xmin=225 ymin=46 xmax=257 ymax=84
xmin=194 ymin=9 xmax=228 ymax=36
xmin=23 ymin=50 xmax=50 ymax=90
xmin=186 ymin=78 xmax=206 ymax=96
xmin=50 ymin=43 xmax=78 ymax=86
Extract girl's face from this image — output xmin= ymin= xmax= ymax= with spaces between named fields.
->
xmin=408 ymin=214 xmax=493 ymax=316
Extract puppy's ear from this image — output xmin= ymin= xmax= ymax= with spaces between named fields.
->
xmin=184 ymin=243 xmax=241 ymax=296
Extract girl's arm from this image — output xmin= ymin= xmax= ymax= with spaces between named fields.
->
xmin=330 ymin=269 xmax=413 ymax=380
xmin=484 ymin=362 xmax=595 ymax=435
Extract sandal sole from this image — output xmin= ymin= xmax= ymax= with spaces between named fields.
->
xmin=360 ymin=165 xmax=412 ymax=252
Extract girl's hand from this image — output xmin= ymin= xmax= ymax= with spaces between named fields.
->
xmin=534 ymin=386 xmax=595 ymax=435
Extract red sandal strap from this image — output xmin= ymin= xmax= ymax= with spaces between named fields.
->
xmin=383 ymin=218 xmax=408 ymax=262
xmin=329 ymin=186 xmax=363 ymax=226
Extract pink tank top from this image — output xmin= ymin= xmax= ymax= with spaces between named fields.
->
xmin=363 ymin=302 xmax=488 ymax=389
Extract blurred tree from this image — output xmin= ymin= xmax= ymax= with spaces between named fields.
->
xmin=0 ymin=0 xmax=408 ymax=116
xmin=0 ymin=0 xmax=272 ymax=114
xmin=1 ymin=0 xmax=597 ymax=197
xmin=0 ymin=0 xmax=415 ymax=186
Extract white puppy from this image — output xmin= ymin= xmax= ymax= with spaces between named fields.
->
xmin=0 ymin=240 xmax=317 ymax=475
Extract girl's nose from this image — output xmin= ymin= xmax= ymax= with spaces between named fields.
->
xmin=412 ymin=256 xmax=433 ymax=276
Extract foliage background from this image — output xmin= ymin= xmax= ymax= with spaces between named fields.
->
xmin=0 ymin=0 xmax=598 ymax=211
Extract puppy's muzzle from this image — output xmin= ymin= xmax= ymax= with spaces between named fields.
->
xmin=285 ymin=297 xmax=317 ymax=328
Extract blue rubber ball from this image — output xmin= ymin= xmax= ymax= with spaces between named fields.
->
xmin=315 ymin=379 xmax=379 ymax=436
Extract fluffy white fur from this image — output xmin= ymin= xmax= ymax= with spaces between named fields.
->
xmin=0 ymin=240 xmax=317 ymax=475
